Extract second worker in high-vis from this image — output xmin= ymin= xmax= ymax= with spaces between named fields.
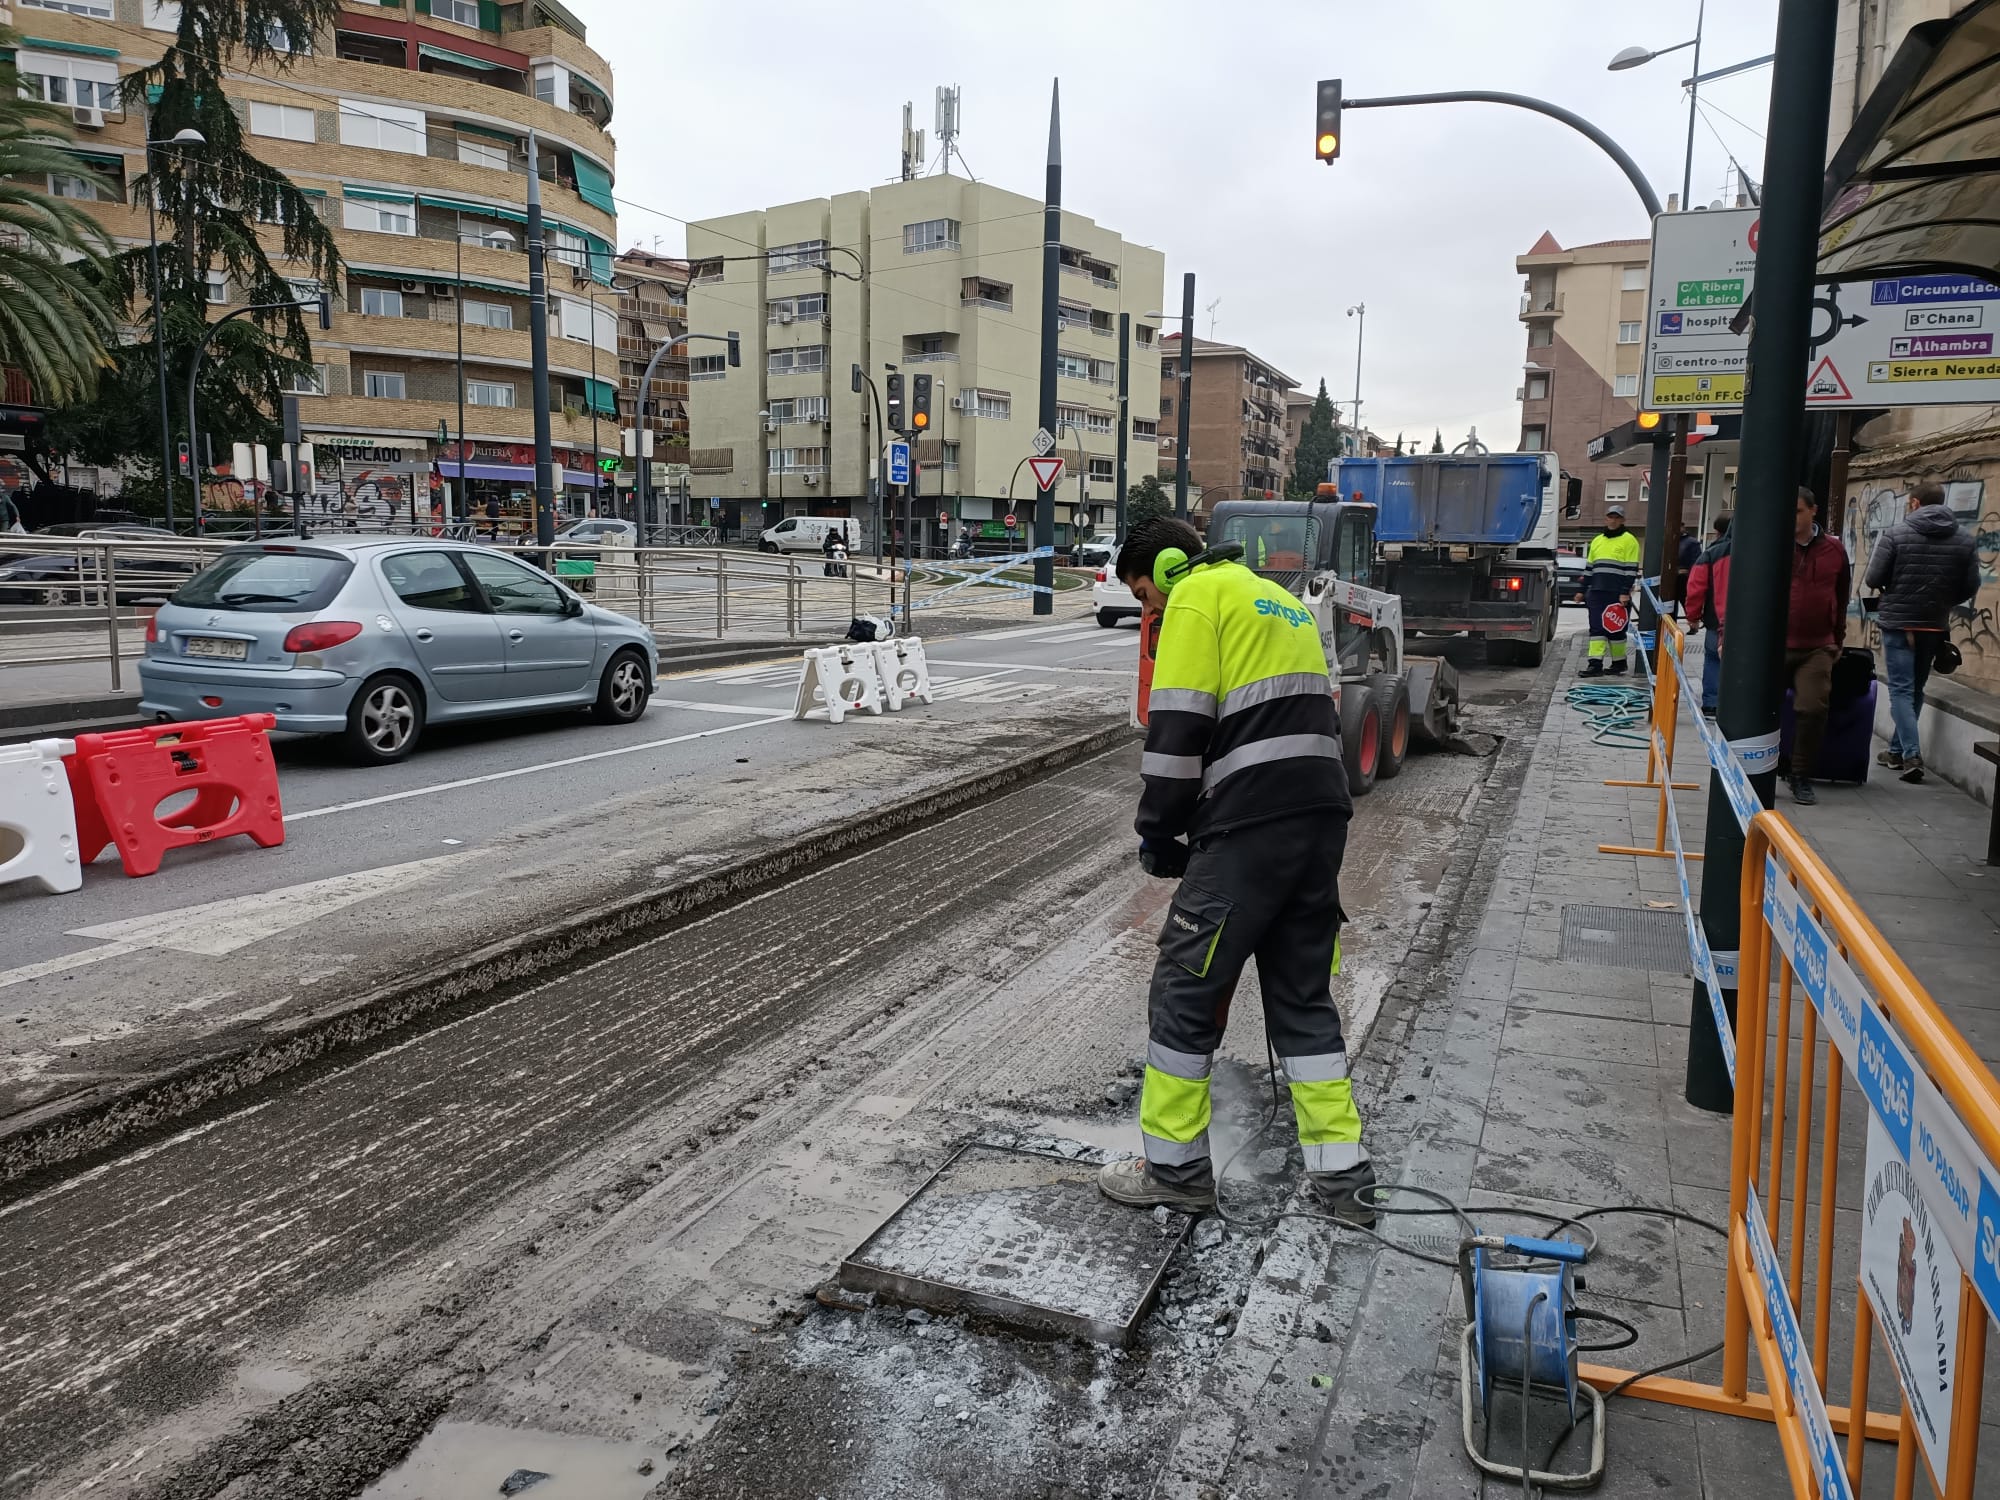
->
xmin=1098 ymin=516 xmax=1376 ymax=1224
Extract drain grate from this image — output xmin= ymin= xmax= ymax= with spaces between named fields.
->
xmin=1558 ymin=904 xmax=1691 ymax=973
xmin=838 ymin=1142 xmax=1191 ymax=1347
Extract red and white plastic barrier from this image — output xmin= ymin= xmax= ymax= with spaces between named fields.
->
xmin=65 ymin=714 xmax=286 ymax=878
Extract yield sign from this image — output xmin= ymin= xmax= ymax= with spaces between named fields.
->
xmin=1804 ymin=355 xmax=1852 ymax=402
xmin=1028 ymin=455 xmax=1066 ymax=491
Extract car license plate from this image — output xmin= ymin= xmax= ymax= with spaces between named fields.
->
xmin=185 ymin=636 xmax=248 ymax=661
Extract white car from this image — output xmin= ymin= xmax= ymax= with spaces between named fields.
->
xmin=1092 ymin=546 xmax=1142 ymax=627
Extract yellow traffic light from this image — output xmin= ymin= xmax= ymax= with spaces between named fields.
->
xmin=1315 ymin=80 xmax=1342 ymax=163
xmin=912 ymin=410 xmax=929 ymax=429
xmin=1317 ymin=132 xmax=1338 ymax=155
xmin=1636 ymin=410 xmax=1662 ymax=431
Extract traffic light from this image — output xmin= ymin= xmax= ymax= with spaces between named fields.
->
xmin=910 ymin=373 xmax=932 ymax=432
xmin=886 ymin=372 xmax=905 ymax=434
xmin=176 ymin=440 xmax=190 ymax=476
xmin=1315 ymin=79 xmax=1342 ymax=163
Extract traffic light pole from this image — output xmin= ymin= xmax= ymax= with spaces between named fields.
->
xmin=1174 ymin=273 xmax=1194 ymax=520
xmin=1115 ymin=312 xmax=1130 ymax=539
xmin=1033 ymin=81 xmax=1061 ymax=616
xmin=1686 ymin=0 xmax=1837 ymax=1114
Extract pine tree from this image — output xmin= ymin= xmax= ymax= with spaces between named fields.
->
xmin=1126 ymin=474 xmax=1172 ymax=528
xmin=1430 ymin=429 xmax=1446 ymax=453
xmin=1287 ymin=379 xmax=1343 ymax=498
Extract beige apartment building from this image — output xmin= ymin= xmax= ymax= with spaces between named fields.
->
xmin=685 ymin=175 xmax=1165 ymax=551
xmin=609 ymin=246 xmax=689 ymax=518
xmin=1515 ymin=233 xmax=1650 ymax=543
xmin=5 ymin=0 xmax=619 ymax=523
xmin=1157 ymin=335 xmax=1296 ymax=513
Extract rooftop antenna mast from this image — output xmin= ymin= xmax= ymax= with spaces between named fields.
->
xmin=933 ymin=85 xmax=973 ymax=177
xmin=1205 ymin=297 xmax=1222 ymax=337
xmin=899 ymin=101 xmax=925 ymax=183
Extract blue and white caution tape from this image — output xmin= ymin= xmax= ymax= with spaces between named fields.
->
xmin=893 ymin=548 xmax=1059 ymax=617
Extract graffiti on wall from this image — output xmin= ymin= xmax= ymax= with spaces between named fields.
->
xmin=1843 ymin=464 xmax=2000 ymax=693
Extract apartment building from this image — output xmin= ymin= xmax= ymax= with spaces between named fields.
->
xmin=610 ymin=245 xmax=689 ymax=516
xmin=1515 ymin=232 xmax=1649 ymax=543
xmin=685 ymin=175 xmax=1164 ymax=551
xmin=11 ymin=0 xmax=619 ymax=520
xmin=1157 ymin=335 xmax=1297 ymax=513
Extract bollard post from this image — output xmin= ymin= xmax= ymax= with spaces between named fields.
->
xmin=103 ymin=545 xmax=121 ymax=692
xmin=715 ymin=549 xmax=728 ymax=638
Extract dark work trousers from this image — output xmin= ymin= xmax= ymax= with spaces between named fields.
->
xmin=1585 ymin=592 xmax=1629 ymax=667
xmin=1139 ymin=810 xmax=1366 ymax=1188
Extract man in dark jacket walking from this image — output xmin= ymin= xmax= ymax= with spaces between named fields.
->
xmin=1866 ymin=480 xmax=1980 ymax=783
xmin=1783 ymin=488 xmax=1851 ymax=805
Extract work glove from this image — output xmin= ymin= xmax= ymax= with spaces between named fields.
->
xmin=1138 ymin=839 xmax=1190 ymax=879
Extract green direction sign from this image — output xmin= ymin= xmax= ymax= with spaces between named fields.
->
xmin=1677 ymin=278 xmax=1744 ymax=308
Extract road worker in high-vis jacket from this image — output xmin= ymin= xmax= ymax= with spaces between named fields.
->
xmin=1580 ymin=504 xmax=1642 ymax=676
xmin=1100 ymin=516 xmax=1376 ymax=1224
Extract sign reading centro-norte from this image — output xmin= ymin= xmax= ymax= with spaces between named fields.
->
xmin=1640 ymin=208 xmax=2000 ymax=411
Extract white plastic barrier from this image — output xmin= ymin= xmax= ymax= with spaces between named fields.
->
xmin=0 ymin=738 xmax=81 ymax=895
xmin=791 ymin=643 xmax=887 ymax=724
xmin=872 ymin=636 xmax=935 ymax=711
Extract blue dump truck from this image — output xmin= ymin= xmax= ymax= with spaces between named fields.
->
xmin=1330 ymin=450 xmax=1559 ymax=666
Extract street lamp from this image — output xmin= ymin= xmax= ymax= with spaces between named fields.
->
xmin=1144 ymin=307 xmax=1196 ymax=520
xmin=451 ymin=225 xmax=514 ymax=530
xmin=1346 ymin=304 xmax=1366 ymax=449
xmin=143 ymin=127 xmax=205 ymax=532
xmin=187 ymin=293 xmax=328 ymax=535
xmin=757 ymin=406 xmax=782 ymax=539
xmin=1608 ymin=2 xmax=1774 ymax=210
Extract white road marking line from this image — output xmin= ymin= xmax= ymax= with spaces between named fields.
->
xmin=286 ymin=714 xmax=791 ymax=822
xmin=969 ymin=620 xmax=1096 ymax=641
xmin=0 ymin=941 xmax=143 ymax=992
xmin=926 ymin=657 xmax=1136 ymax=676
xmin=651 ymin=697 xmax=789 ymax=717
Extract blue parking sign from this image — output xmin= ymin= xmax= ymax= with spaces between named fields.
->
xmin=887 ymin=441 xmax=911 ymax=486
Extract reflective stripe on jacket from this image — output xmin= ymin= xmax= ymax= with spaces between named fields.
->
xmin=1583 ymin=527 xmax=1642 ymax=596
xmin=1138 ymin=560 xmax=1351 ymax=844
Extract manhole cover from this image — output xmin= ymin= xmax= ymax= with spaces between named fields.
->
xmin=1558 ymin=904 xmax=1690 ymax=973
xmin=838 ymin=1143 xmax=1191 ymax=1347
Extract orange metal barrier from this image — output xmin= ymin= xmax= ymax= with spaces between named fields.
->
xmin=1600 ymin=611 xmax=1703 ymax=860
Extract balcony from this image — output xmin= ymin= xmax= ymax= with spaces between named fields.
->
xmin=905 ymin=350 xmax=960 ymax=363
xmin=1519 ymin=291 xmax=1564 ymax=320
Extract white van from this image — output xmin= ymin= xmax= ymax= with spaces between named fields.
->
xmin=759 ymin=516 xmax=854 ymax=554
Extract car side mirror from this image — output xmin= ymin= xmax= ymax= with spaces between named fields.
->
xmin=564 ymin=593 xmax=585 ymax=617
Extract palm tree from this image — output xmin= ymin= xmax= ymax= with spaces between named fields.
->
xmin=0 ymin=36 xmax=119 ymax=406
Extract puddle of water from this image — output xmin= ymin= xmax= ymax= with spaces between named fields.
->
xmin=235 ymin=1363 xmax=311 ymax=1398
xmin=1028 ymin=1113 xmax=1131 ymax=1154
xmin=360 ymin=1422 xmax=660 ymax=1500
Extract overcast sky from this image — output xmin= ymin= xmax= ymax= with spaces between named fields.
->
xmin=593 ymin=0 xmax=1780 ymax=450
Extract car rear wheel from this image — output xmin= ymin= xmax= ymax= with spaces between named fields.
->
xmin=1096 ymin=609 xmax=1122 ymax=628
xmin=37 ymin=585 xmax=73 ymax=607
xmin=343 ymin=673 xmax=424 ymax=765
xmin=593 ymin=648 xmax=651 ymax=724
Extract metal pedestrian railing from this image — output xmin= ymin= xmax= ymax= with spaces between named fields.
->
xmin=1582 ymin=583 xmax=1998 ymax=1500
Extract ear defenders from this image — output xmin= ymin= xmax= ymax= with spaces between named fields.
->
xmin=1154 ymin=542 xmax=1245 ymax=593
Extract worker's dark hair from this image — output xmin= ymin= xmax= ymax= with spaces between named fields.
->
xmin=1117 ymin=515 xmax=1204 ymax=588
xmin=1911 ymin=478 xmax=1947 ymax=506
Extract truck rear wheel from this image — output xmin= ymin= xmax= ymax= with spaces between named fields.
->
xmin=1341 ymin=676 xmax=1381 ymax=796
xmin=1372 ymin=674 xmax=1410 ymax=780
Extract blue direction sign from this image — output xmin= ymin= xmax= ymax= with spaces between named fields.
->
xmin=886 ymin=441 xmax=911 ymax=486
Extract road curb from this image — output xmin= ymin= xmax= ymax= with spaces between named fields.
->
xmin=0 ymin=719 xmax=1137 ymax=1190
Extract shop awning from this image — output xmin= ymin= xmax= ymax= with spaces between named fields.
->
xmin=65 ymin=149 xmax=124 ymax=170
xmin=1819 ymin=0 xmax=2000 ymax=282
xmin=419 ymin=195 xmax=529 ymax=226
xmin=572 ymin=155 xmax=615 ymax=216
xmin=419 ymin=42 xmax=503 ymax=72
xmin=438 ymin=460 xmax=601 ymax=489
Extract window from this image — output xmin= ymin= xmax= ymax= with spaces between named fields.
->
xmin=264 ymin=20 xmax=304 ymax=54
xmin=458 ymin=218 xmax=515 ymax=250
xmin=532 ymin=65 xmax=568 ymax=110
xmin=467 ymin=380 xmax=515 ymax=408
xmin=767 ymin=239 xmax=828 ymax=274
xmin=462 ymin=299 xmax=513 ymax=330
xmin=1613 ymin=373 xmax=1639 ymax=398
xmin=20 ymin=1 xmax=113 ymax=16
xmin=249 ymin=102 xmax=314 ymax=143
xmin=457 ymin=137 xmax=509 ymax=171
xmin=549 ymin=228 xmax=588 ymax=268
xmin=939 ymin=441 xmax=960 ymax=470
xmin=338 ymin=99 xmax=427 ymax=156
xmin=360 ymin=287 xmax=404 ymax=318
xmin=1136 ymin=325 xmax=1155 ymax=347
xmin=383 ymin=550 xmax=481 ymax=613
xmin=959 ymin=388 xmax=1010 ymax=420
xmin=767 ymin=396 xmax=827 ymax=423
xmin=961 ymin=277 xmax=1012 ymax=310
xmin=1088 ymin=458 xmax=1114 ymax=483
xmin=1056 ymin=351 xmax=1092 ymax=381
xmin=1528 ymin=324 xmax=1553 ymax=349
xmin=16 ymin=52 xmax=120 ymax=111
xmin=1520 ymin=426 xmax=1546 ymax=452
xmin=903 ymin=218 xmax=961 ymax=253
xmin=204 ymin=270 xmax=228 ymax=305
xmin=1603 ymin=479 xmax=1632 ymax=509
xmin=287 ymin=278 xmax=323 ymax=304
xmin=1133 ymin=418 xmax=1158 ymax=440
xmin=289 ymin=364 xmax=328 ymax=396
xmin=767 ymin=293 xmax=825 ymax=323
xmin=433 ymin=0 xmax=481 ymax=23
xmin=143 ymin=1 xmax=181 ymax=27
xmin=1617 ymin=321 xmax=1642 ymax=344
xmin=364 ymin=371 xmax=407 ymax=400
xmin=343 ymin=199 xmax=415 ymax=235
xmin=767 ymin=345 xmax=827 ymax=375
xmin=1524 ymin=373 xmax=1549 ymax=401
xmin=1621 ymin=265 xmax=1648 ymax=292
xmin=766 ymin=447 xmax=827 ymax=473
xmin=48 ymin=173 xmax=106 ymax=201
xmin=690 ymin=354 xmax=727 ymax=380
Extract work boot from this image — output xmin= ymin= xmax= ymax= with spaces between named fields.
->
xmin=1877 ymin=749 xmax=1904 ymax=770
xmin=1097 ymin=1156 xmax=1214 ymax=1212
xmin=1577 ymin=661 xmax=1605 ymax=678
xmin=1900 ymin=757 xmax=1925 ymax=784
xmin=1608 ymin=659 xmax=1629 ymax=676
xmin=1309 ymin=1159 xmax=1380 ymax=1228
xmin=1789 ymin=775 xmax=1818 ymax=806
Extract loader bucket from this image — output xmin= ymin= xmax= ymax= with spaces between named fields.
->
xmin=1404 ymin=655 xmax=1461 ymax=746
